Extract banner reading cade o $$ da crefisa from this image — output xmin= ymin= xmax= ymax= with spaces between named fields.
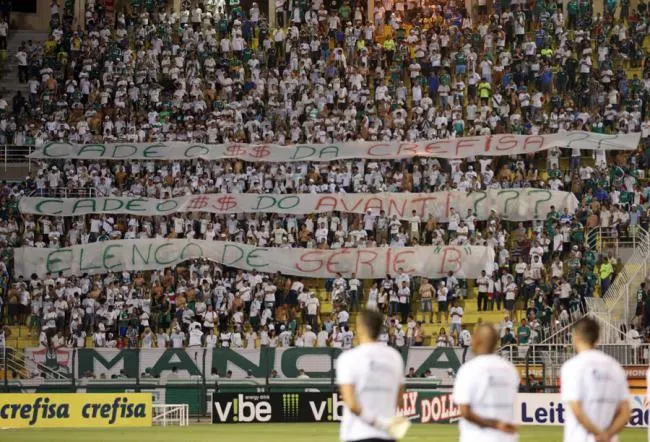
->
xmin=0 ymin=393 xmax=152 ymax=428
xmin=19 ymin=189 xmax=579 ymax=222
xmin=14 ymin=240 xmax=494 ymax=279
xmin=28 ymin=131 xmax=641 ymax=162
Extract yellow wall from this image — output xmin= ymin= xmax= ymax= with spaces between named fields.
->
xmin=10 ymin=0 xmax=50 ymax=31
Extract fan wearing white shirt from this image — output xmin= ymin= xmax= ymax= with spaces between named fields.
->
xmin=336 ymin=310 xmax=409 ymax=442
xmin=449 ymin=300 xmax=463 ymax=338
xmin=303 ymin=325 xmax=317 ymax=347
xmin=188 ymin=324 xmax=204 ymax=347
xmin=348 ymin=274 xmax=361 ymax=311
xmin=317 ymin=328 xmax=330 ymax=347
xmin=453 ymin=324 xmax=519 ymax=442
xmin=560 ymin=317 xmax=630 ymax=442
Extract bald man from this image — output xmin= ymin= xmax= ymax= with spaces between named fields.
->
xmin=452 ymin=324 xmax=520 ymax=442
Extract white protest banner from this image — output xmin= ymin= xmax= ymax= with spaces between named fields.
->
xmin=19 ymin=189 xmax=578 ymax=221
xmin=29 ymin=132 xmax=640 ymax=161
xmin=14 ymin=240 xmax=493 ymax=279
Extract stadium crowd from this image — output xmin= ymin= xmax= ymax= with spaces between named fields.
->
xmin=2 ymin=0 xmax=650 ymax=354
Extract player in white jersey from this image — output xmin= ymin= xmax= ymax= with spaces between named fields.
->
xmin=452 ymin=323 xmax=519 ymax=442
xmin=561 ymin=317 xmax=630 ymax=442
xmin=336 ymin=310 xmax=410 ymax=442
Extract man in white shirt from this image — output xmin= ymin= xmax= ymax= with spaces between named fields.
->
xmin=170 ymin=329 xmax=185 ymax=348
xmin=317 ymin=327 xmax=330 ymax=347
xmin=450 ymin=300 xmax=463 ymax=338
xmin=336 ymin=310 xmax=409 ymax=442
xmin=348 ymin=274 xmax=361 ymax=311
xmin=16 ymin=46 xmax=28 ymax=83
xmin=337 ymin=307 xmax=350 ymax=329
xmin=459 ymin=326 xmax=472 ymax=362
xmin=0 ymin=17 xmax=7 ymax=50
xmin=561 ymin=317 xmax=630 ymax=442
xmin=303 ymin=325 xmax=317 ymax=347
xmin=188 ymin=324 xmax=203 ymax=347
xmin=305 ymin=293 xmax=320 ymax=330
xmin=453 ymin=324 xmax=519 ymax=442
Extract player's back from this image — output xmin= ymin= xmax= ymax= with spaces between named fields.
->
xmin=336 ymin=342 xmax=404 ymax=441
xmin=561 ymin=349 xmax=628 ymax=442
xmin=452 ymin=354 xmax=519 ymax=442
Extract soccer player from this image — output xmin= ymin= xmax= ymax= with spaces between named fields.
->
xmin=452 ymin=323 xmax=519 ymax=442
xmin=561 ymin=317 xmax=630 ymax=442
xmin=336 ymin=309 xmax=410 ymax=442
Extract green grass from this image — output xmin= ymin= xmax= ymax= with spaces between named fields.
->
xmin=2 ymin=424 xmax=647 ymax=442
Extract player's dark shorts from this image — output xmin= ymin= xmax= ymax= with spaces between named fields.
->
xmin=438 ymin=300 xmax=448 ymax=312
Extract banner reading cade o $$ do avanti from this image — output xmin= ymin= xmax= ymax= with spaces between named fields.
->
xmin=0 ymin=393 xmax=152 ymax=428
xmin=18 ymin=189 xmax=579 ymax=221
xmin=13 ymin=240 xmax=494 ymax=279
xmin=28 ymin=131 xmax=641 ymax=161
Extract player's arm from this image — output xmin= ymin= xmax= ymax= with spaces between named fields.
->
xmin=600 ymin=399 xmax=631 ymax=441
xmin=396 ymin=384 xmax=405 ymax=409
xmin=567 ymin=401 xmax=610 ymax=438
xmin=457 ymin=404 xmax=517 ymax=434
xmin=339 ymin=383 xmax=369 ymax=419
xmin=340 ymin=383 xmax=390 ymax=420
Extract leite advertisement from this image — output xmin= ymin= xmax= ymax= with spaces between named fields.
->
xmin=517 ymin=393 xmax=649 ymax=427
xmin=212 ymin=392 xmax=650 ymax=427
xmin=0 ymin=393 xmax=152 ymax=428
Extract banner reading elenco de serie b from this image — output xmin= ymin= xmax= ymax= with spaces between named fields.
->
xmin=29 ymin=132 xmax=640 ymax=161
xmin=14 ymin=240 xmax=494 ymax=279
xmin=19 ymin=189 xmax=579 ymax=221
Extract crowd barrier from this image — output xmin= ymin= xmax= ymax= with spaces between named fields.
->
xmin=210 ymin=391 xmax=649 ymax=427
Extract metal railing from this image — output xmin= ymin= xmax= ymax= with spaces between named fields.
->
xmin=499 ymin=343 xmax=650 ymax=390
xmin=587 ymin=227 xmax=650 ymax=328
xmin=1 ymin=346 xmax=69 ymax=381
xmin=539 ymin=227 xmax=650 ymax=345
xmin=1 ymin=144 xmax=33 ymax=172
xmin=536 ymin=303 xmax=587 ymax=345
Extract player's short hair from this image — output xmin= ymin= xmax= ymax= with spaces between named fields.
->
xmin=475 ymin=322 xmax=498 ymax=352
xmin=574 ymin=316 xmax=599 ymax=345
xmin=358 ymin=309 xmax=383 ymax=340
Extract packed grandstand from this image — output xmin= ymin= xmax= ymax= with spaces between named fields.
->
xmin=1 ymin=0 xmax=650 ymax=379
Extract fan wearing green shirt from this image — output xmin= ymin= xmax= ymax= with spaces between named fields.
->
xmin=517 ymin=319 xmax=531 ymax=344
xmin=455 ymin=51 xmax=466 ymax=76
xmin=567 ymin=0 xmax=578 ymax=28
